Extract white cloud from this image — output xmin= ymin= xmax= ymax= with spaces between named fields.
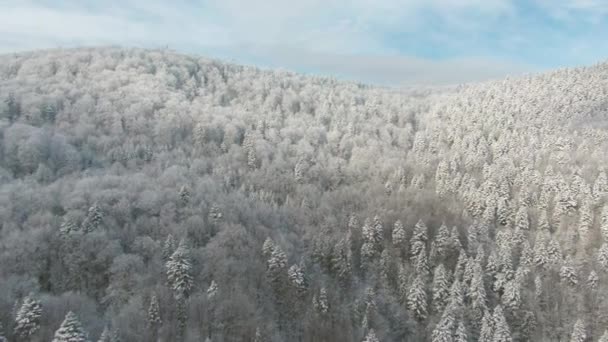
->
xmin=0 ymin=0 xmax=538 ymax=85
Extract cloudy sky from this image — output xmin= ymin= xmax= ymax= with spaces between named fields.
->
xmin=1 ymin=0 xmax=607 ymax=86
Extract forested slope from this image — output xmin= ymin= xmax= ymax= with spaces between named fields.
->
xmin=1 ymin=47 xmax=608 ymax=341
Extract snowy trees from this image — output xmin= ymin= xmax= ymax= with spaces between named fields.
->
xmin=407 ymin=274 xmax=428 ymax=321
xmin=3 ymin=47 xmax=608 ymax=341
xmin=52 ymin=311 xmax=88 ymax=342
xmin=166 ymin=240 xmax=193 ymax=299
xmin=570 ymin=319 xmax=586 ymax=342
xmin=14 ymin=295 xmax=42 ymax=339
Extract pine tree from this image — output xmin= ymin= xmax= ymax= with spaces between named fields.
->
xmin=59 ymin=216 xmax=79 ymax=236
xmin=479 ymin=310 xmax=494 ymax=342
xmin=496 ymin=198 xmax=511 ymax=226
xmin=492 ymin=305 xmax=512 ymax=342
xmin=288 ymin=263 xmax=308 ymax=298
xmin=178 ymin=185 xmax=190 ymax=207
xmin=98 ymin=326 xmax=113 ymax=342
xmin=83 ymin=203 xmax=103 ymax=233
xmin=411 ymin=219 xmax=428 ymax=261
xmin=599 ymin=243 xmax=608 ymax=270
xmin=560 ymin=256 xmax=578 ymax=286
xmin=313 ymin=288 xmax=329 ymax=315
xmin=407 ymin=274 xmax=428 ymax=321
xmin=207 ymin=280 xmax=218 ymax=299
xmin=52 ymin=311 xmax=88 ymax=342
xmin=515 ymin=206 xmax=529 ymax=231
xmin=14 ymin=295 xmax=42 ymax=339
xmin=166 ymin=239 xmax=193 ymax=299
xmin=266 ymin=244 xmax=288 ymax=285
xmin=362 ymin=329 xmax=380 ymax=342
xmin=432 ymin=264 xmax=450 ymax=313
xmin=599 ymin=330 xmax=608 ymax=342
xmin=162 ymin=234 xmax=176 ymax=261
xmin=392 ymin=220 xmax=406 ymax=247
xmin=431 ymin=306 xmax=455 ymax=342
xmin=262 ymin=237 xmax=275 ymax=258
xmin=594 ymin=169 xmax=608 ymax=203
xmin=148 ymin=294 xmax=162 ymax=328
xmin=455 ymin=321 xmax=468 ymax=342
xmin=570 ymin=318 xmax=586 ymax=342
xmin=432 ymin=223 xmax=450 ymax=261
xmin=0 ymin=322 xmax=6 ymax=342
xmin=587 ymin=270 xmax=599 ymax=290
xmin=398 ymin=265 xmax=409 ymax=305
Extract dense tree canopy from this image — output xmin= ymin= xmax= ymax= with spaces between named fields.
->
xmin=1 ymin=47 xmax=608 ymax=341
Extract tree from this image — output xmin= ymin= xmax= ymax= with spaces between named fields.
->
xmin=98 ymin=326 xmax=119 ymax=342
xmin=411 ymin=220 xmax=428 ymax=260
xmin=392 ymin=220 xmax=406 ymax=247
xmin=407 ymin=274 xmax=428 ymax=321
xmin=83 ymin=203 xmax=103 ymax=233
xmin=288 ymin=263 xmax=308 ymax=297
xmin=178 ymin=185 xmax=190 ymax=207
xmin=52 ymin=311 xmax=88 ymax=342
xmin=14 ymin=295 xmax=42 ymax=339
xmin=162 ymin=234 xmax=176 ymax=261
xmin=148 ymin=294 xmax=162 ymax=328
xmin=570 ymin=318 xmax=586 ymax=342
xmin=432 ymin=264 xmax=450 ymax=313
xmin=362 ymin=329 xmax=380 ymax=342
xmin=479 ymin=310 xmax=493 ymax=342
xmin=492 ymin=305 xmax=512 ymax=342
xmin=599 ymin=330 xmax=608 ymax=342
xmin=599 ymin=243 xmax=608 ymax=270
xmin=560 ymin=256 xmax=578 ymax=286
xmin=0 ymin=322 xmax=6 ymax=342
xmin=166 ymin=239 xmax=193 ymax=299
xmin=455 ymin=321 xmax=468 ymax=342
xmin=431 ymin=306 xmax=455 ymax=342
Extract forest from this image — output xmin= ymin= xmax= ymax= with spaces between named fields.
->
xmin=1 ymin=47 xmax=608 ymax=341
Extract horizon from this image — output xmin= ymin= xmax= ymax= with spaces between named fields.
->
xmin=1 ymin=1 xmax=608 ymax=86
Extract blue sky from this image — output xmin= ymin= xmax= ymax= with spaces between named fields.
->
xmin=1 ymin=0 xmax=608 ymax=85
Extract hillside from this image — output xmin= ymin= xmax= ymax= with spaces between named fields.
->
xmin=1 ymin=47 xmax=608 ymax=341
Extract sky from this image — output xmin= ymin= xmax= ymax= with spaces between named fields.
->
xmin=1 ymin=0 xmax=608 ymax=86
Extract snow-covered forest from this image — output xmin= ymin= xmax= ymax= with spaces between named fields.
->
xmin=1 ymin=47 xmax=608 ymax=342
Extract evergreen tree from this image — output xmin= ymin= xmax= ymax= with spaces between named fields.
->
xmin=0 ymin=322 xmax=6 ymax=342
xmin=411 ymin=220 xmax=428 ymax=261
xmin=288 ymin=263 xmax=308 ymax=297
xmin=262 ymin=237 xmax=275 ymax=258
xmin=52 ymin=311 xmax=88 ymax=342
xmin=392 ymin=220 xmax=406 ymax=247
xmin=599 ymin=330 xmax=608 ymax=342
xmin=432 ymin=223 xmax=450 ymax=261
xmin=166 ymin=239 xmax=193 ymax=299
xmin=560 ymin=256 xmax=579 ymax=286
xmin=14 ymin=295 xmax=42 ymax=339
xmin=266 ymin=245 xmax=288 ymax=285
xmin=432 ymin=264 xmax=450 ymax=313
xmin=587 ymin=270 xmax=599 ymax=290
xmin=431 ymin=306 xmax=455 ymax=342
xmin=148 ymin=294 xmax=162 ymax=328
xmin=570 ymin=318 xmax=586 ymax=342
xmin=599 ymin=243 xmax=608 ymax=270
xmin=455 ymin=321 xmax=468 ymax=342
xmin=83 ymin=203 xmax=103 ymax=233
xmin=407 ymin=274 xmax=428 ymax=321
xmin=515 ymin=206 xmax=529 ymax=231
xmin=162 ymin=234 xmax=176 ymax=261
xmin=207 ymin=280 xmax=219 ymax=299
xmin=362 ymin=329 xmax=380 ymax=342
xmin=178 ymin=185 xmax=191 ymax=207
xmin=492 ymin=306 xmax=512 ymax=342
xmin=479 ymin=310 xmax=494 ymax=342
